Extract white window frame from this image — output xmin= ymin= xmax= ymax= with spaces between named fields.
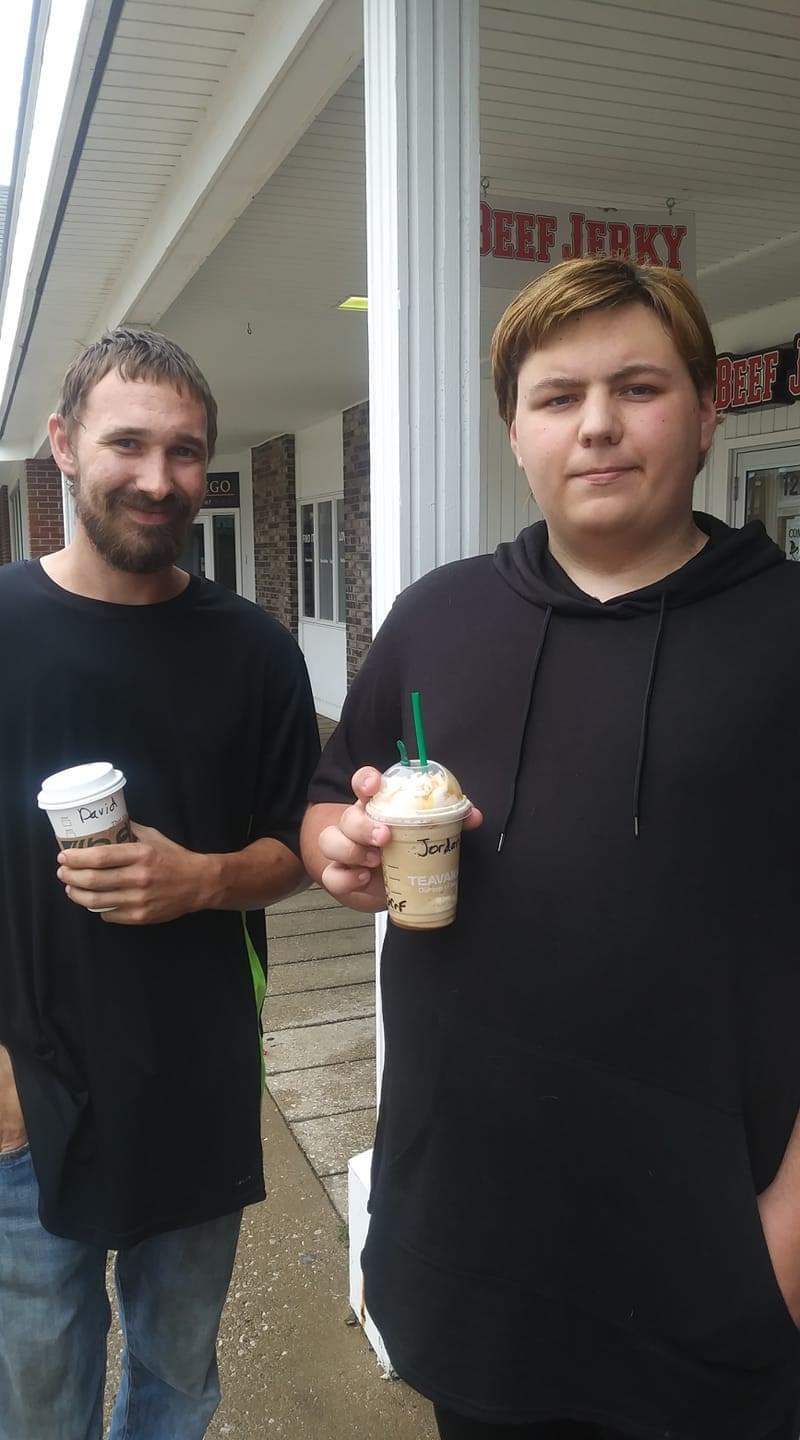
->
xmin=297 ymin=494 xmax=345 ymax=626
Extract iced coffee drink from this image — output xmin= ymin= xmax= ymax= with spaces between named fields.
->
xmin=366 ymin=760 xmax=472 ymax=931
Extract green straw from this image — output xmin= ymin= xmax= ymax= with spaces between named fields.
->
xmin=396 ymin=739 xmax=410 ymax=766
xmin=411 ymin=691 xmax=428 ymax=769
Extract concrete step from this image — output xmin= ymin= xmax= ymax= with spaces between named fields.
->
xmin=264 ymin=1016 xmax=375 ymax=1074
xmin=321 ymin=1174 xmax=349 ymax=1222
xmin=268 ymin=905 xmax=372 ymax=938
xmin=268 ymin=1058 xmax=376 ymax=1123
xmin=265 ymin=982 xmax=375 ymax=1033
xmin=268 ymin=952 xmax=374 ymax=996
xmin=269 ymin=928 xmax=376 ymax=966
xmin=290 ymin=1107 xmax=376 ymax=1178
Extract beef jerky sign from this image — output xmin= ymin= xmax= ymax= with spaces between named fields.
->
xmin=715 ymin=338 xmax=800 ymax=413
xmin=480 ymin=196 xmax=695 ymax=286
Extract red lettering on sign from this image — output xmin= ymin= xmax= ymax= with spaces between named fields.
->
xmin=607 ymin=222 xmax=631 ymax=258
xmin=661 ymin=225 xmax=687 ymax=270
xmin=789 ymin=336 xmax=800 ymax=399
xmin=537 ymin=214 xmax=557 ymax=264
xmin=585 ymin=219 xmax=606 ymax=256
xmin=745 ymin=354 xmax=764 ymax=406
xmin=715 ymin=357 xmax=733 ymax=410
xmin=762 ymin=350 xmax=779 ymax=403
xmin=516 ymin=213 xmax=537 ymax=261
xmin=480 ymin=201 xmax=492 ymax=257
xmin=562 ymin=212 xmax=584 ymax=260
xmin=732 ymin=359 xmax=749 ymax=407
xmin=633 ymin=224 xmax=661 ymax=264
xmin=493 ymin=210 xmax=514 ymax=259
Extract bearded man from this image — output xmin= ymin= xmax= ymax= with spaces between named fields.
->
xmin=0 ymin=329 xmax=319 ymax=1440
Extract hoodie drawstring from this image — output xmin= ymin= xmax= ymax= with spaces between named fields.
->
xmin=632 ymin=593 xmax=667 ymax=839
xmin=497 ymin=605 xmax=552 ymax=853
xmin=496 ymin=594 xmax=667 ymax=854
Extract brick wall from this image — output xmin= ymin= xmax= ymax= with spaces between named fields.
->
xmin=251 ymin=434 xmax=297 ymax=636
xmin=343 ymin=401 xmax=372 ymax=683
xmin=25 ymin=458 xmax=64 ymax=557
xmin=0 ymin=487 xmax=11 ymax=566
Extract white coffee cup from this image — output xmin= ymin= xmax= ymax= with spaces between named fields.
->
xmin=37 ymin=762 xmax=133 ymax=912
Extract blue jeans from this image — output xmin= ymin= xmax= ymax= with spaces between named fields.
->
xmin=0 ymin=1143 xmax=242 ymax=1440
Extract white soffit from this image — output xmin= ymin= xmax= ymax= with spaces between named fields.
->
xmin=6 ymin=0 xmax=800 ymax=451
xmin=478 ymin=0 xmax=800 ymax=320
xmin=158 ymin=69 xmax=368 ymax=448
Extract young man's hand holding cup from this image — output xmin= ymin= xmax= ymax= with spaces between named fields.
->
xmin=316 ymin=767 xmax=483 ymax=918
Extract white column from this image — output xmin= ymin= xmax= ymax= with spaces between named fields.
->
xmin=365 ymin=0 xmax=481 ymax=630
xmin=365 ymin=0 xmax=480 ymax=1093
xmin=349 ymin=0 xmax=480 ymax=1364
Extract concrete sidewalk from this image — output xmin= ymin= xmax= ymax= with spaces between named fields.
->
xmin=263 ymin=886 xmax=376 ymax=1220
xmin=205 ymin=1092 xmax=436 ymax=1439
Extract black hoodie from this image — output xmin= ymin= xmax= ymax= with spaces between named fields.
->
xmin=309 ymin=515 xmax=800 ymax=1437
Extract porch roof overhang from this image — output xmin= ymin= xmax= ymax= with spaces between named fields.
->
xmin=1 ymin=0 xmax=799 ymax=461
xmin=0 ymin=0 xmax=361 ymax=460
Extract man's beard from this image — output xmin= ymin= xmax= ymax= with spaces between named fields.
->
xmin=73 ymin=478 xmax=196 ymax=574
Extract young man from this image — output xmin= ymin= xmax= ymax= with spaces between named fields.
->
xmin=0 ymin=329 xmax=319 ymax=1439
xmin=301 ymin=259 xmax=800 ymax=1439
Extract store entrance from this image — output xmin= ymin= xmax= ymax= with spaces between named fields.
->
xmin=733 ymin=444 xmax=800 ymax=560
xmin=179 ymin=509 xmax=242 ymax=591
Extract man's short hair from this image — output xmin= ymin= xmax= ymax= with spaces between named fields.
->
xmin=490 ymin=257 xmax=717 ymax=429
xmin=58 ymin=327 xmax=218 ymax=458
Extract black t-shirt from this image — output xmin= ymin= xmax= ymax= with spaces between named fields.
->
xmin=0 ymin=561 xmax=319 ymax=1246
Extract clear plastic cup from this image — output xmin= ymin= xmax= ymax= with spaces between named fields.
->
xmin=366 ymin=760 xmax=472 ymax=931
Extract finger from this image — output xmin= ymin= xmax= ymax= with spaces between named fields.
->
xmin=350 ymin=767 xmax=383 ymax=803
xmin=321 ymin=862 xmax=386 ymax=909
xmin=64 ymin=885 xmax=136 ymax=911
xmin=463 ymin=806 xmax=483 ymax=831
xmin=318 ymin=823 xmax=383 ymax=870
xmin=338 ymin=804 xmax=391 ymax=849
xmin=58 ymin=861 xmax=145 ymax=892
xmin=57 ymin=843 xmax=143 ymax=870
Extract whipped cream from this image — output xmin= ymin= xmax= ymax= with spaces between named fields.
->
xmin=367 ymin=760 xmax=470 ymax=820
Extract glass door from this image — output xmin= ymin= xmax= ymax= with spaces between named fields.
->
xmin=178 ymin=511 xmax=241 ymax=590
xmin=732 ymin=444 xmax=800 ymax=560
xmin=179 ymin=515 xmax=212 ymax=578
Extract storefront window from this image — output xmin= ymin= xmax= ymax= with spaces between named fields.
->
xmin=318 ymin=500 xmax=334 ymax=619
xmin=337 ymin=498 xmax=346 ymax=620
xmin=301 ymin=503 xmax=315 ymax=618
xmin=745 ymin=463 xmax=800 ymax=560
xmin=298 ymin=497 xmax=345 ymax=622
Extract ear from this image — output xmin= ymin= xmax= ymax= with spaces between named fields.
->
xmin=697 ymin=387 xmax=718 ymax=461
xmin=509 ymin=418 xmax=524 ymax=470
xmin=48 ymin=413 xmax=76 ymax=476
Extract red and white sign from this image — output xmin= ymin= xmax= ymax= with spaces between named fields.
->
xmin=715 ymin=337 xmax=800 ymax=412
xmin=480 ymin=196 xmax=695 ymax=287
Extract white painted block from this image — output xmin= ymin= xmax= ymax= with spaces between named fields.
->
xmin=348 ymin=1148 xmax=395 ymax=1375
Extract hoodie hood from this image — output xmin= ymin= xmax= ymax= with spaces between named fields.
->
xmin=492 ymin=514 xmax=786 ymax=848
xmin=493 ymin=512 xmax=785 ymax=616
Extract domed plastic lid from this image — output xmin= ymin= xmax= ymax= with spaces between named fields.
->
xmin=37 ymin=762 xmax=126 ymax=811
xmin=366 ymin=759 xmax=472 ymax=825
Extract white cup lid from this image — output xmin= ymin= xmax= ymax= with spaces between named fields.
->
xmin=37 ymin=762 xmax=126 ymax=811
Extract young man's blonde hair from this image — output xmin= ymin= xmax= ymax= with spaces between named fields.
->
xmin=58 ymin=327 xmax=218 ymax=458
xmin=490 ymin=257 xmax=717 ymax=429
